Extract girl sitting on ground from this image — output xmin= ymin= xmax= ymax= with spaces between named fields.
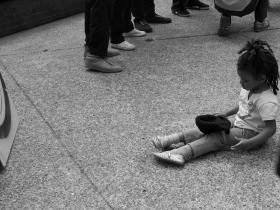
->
xmin=153 ymin=39 xmax=279 ymax=166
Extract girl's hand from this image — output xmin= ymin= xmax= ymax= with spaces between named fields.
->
xmin=231 ymin=137 xmax=251 ymax=151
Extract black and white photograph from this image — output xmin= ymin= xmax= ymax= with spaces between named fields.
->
xmin=0 ymin=0 xmax=280 ymax=209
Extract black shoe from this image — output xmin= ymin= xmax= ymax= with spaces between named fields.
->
xmin=134 ymin=19 xmax=153 ymax=33
xmin=172 ymin=9 xmax=190 ymax=17
xmin=146 ymin=13 xmax=172 ymax=24
xmin=187 ymin=0 xmax=209 ymax=10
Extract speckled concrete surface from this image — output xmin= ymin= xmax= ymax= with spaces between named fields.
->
xmin=1 ymin=0 xmax=280 ymax=209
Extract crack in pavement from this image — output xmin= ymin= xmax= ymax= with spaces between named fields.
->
xmin=0 ymin=59 xmax=115 ymax=210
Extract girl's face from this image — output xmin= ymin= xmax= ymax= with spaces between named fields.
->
xmin=237 ymin=69 xmax=266 ymax=91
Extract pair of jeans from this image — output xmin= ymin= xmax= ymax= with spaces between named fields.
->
xmin=222 ymin=0 xmax=268 ymax=22
xmin=111 ymin=0 xmax=134 ymax=44
xmin=131 ymin=0 xmax=155 ymax=21
xmin=84 ymin=0 xmax=114 ymax=57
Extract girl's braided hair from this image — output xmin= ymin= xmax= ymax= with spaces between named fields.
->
xmin=238 ymin=39 xmax=279 ymax=95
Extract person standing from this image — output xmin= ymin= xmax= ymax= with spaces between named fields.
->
xmin=171 ymin=0 xmax=209 ymax=17
xmin=132 ymin=0 xmax=172 ymax=33
xmin=111 ymin=0 xmax=146 ymax=51
xmin=186 ymin=0 xmax=209 ymax=10
xmin=84 ymin=0 xmax=122 ymax=73
xmin=217 ymin=0 xmax=269 ymax=36
xmin=171 ymin=0 xmax=191 ymax=17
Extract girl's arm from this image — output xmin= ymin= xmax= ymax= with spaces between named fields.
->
xmin=231 ymin=120 xmax=276 ymax=151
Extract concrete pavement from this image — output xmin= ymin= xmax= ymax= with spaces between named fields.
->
xmin=1 ymin=0 xmax=280 ymax=209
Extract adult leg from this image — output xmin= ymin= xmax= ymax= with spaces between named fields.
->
xmin=255 ymin=0 xmax=269 ymax=22
xmin=172 ymin=0 xmax=189 ymax=11
xmin=111 ymin=0 xmax=136 ymax=50
xmin=144 ymin=0 xmax=172 ymax=23
xmin=143 ymin=0 xmax=156 ymax=18
xmin=122 ymin=0 xmax=136 ymax=33
xmin=217 ymin=14 xmax=231 ymax=36
xmin=122 ymin=0 xmax=146 ymax=37
xmin=172 ymin=0 xmax=191 ymax=17
xmin=84 ymin=0 xmax=91 ymax=46
xmin=187 ymin=0 xmax=209 ymax=10
xmin=86 ymin=0 xmax=112 ymax=57
xmin=111 ymin=0 xmax=126 ymax=45
xmin=254 ymin=0 xmax=269 ymax=32
xmin=131 ymin=0 xmax=153 ymax=32
xmin=131 ymin=0 xmax=145 ymax=22
xmin=84 ymin=0 xmax=122 ymax=73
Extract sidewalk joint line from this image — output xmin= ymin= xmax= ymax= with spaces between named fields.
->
xmin=0 ymin=46 xmax=82 ymax=57
xmin=148 ymin=27 xmax=280 ymax=41
xmin=0 ymin=60 xmax=115 ymax=210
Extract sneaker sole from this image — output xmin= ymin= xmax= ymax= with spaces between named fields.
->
xmin=172 ymin=11 xmax=190 ymax=17
xmin=153 ymin=152 xmax=185 ymax=166
xmin=84 ymin=61 xmax=122 ymax=73
xmin=135 ymin=27 xmax=153 ymax=33
xmin=123 ymin=33 xmax=147 ymax=37
xmin=111 ymin=46 xmax=135 ymax=51
xmin=254 ymin=26 xmax=269 ymax=32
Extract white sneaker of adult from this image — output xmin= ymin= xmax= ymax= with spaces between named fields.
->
xmin=123 ymin=28 xmax=146 ymax=37
xmin=111 ymin=41 xmax=136 ymax=51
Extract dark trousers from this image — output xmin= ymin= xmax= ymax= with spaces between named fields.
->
xmin=171 ymin=0 xmax=189 ymax=11
xmin=131 ymin=0 xmax=155 ymax=21
xmin=255 ymin=0 xmax=268 ymax=22
xmin=85 ymin=0 xmax=114 ymax=57
xmin=111 ymin=0 xmax=134 ymax=44
xmin=222 ymin=0 xmax=268 ymax=22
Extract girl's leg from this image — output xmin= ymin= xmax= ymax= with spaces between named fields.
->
xmin=154 ymin=132 xmax=225 ymax=165
xmin=172 ymin=132 xmax=224 ymax=157
xmin=152 ymin=128 xmax=204 ymax=149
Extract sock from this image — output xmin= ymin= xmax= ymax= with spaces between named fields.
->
xmin=158 ymin=133 xmax=185 ymax=148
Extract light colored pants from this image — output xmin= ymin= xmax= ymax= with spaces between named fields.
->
xmin=181 ymin=127 xmax=259 ymax=158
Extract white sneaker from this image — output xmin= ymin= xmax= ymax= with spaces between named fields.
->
xmin=111 ymin=41 xmax=136 ymax=51
xmin=123 ymin=29 xmax=146 ymax=37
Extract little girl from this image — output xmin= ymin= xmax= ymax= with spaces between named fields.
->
xmin=153 ymin=39 xmax=280 ymax=166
